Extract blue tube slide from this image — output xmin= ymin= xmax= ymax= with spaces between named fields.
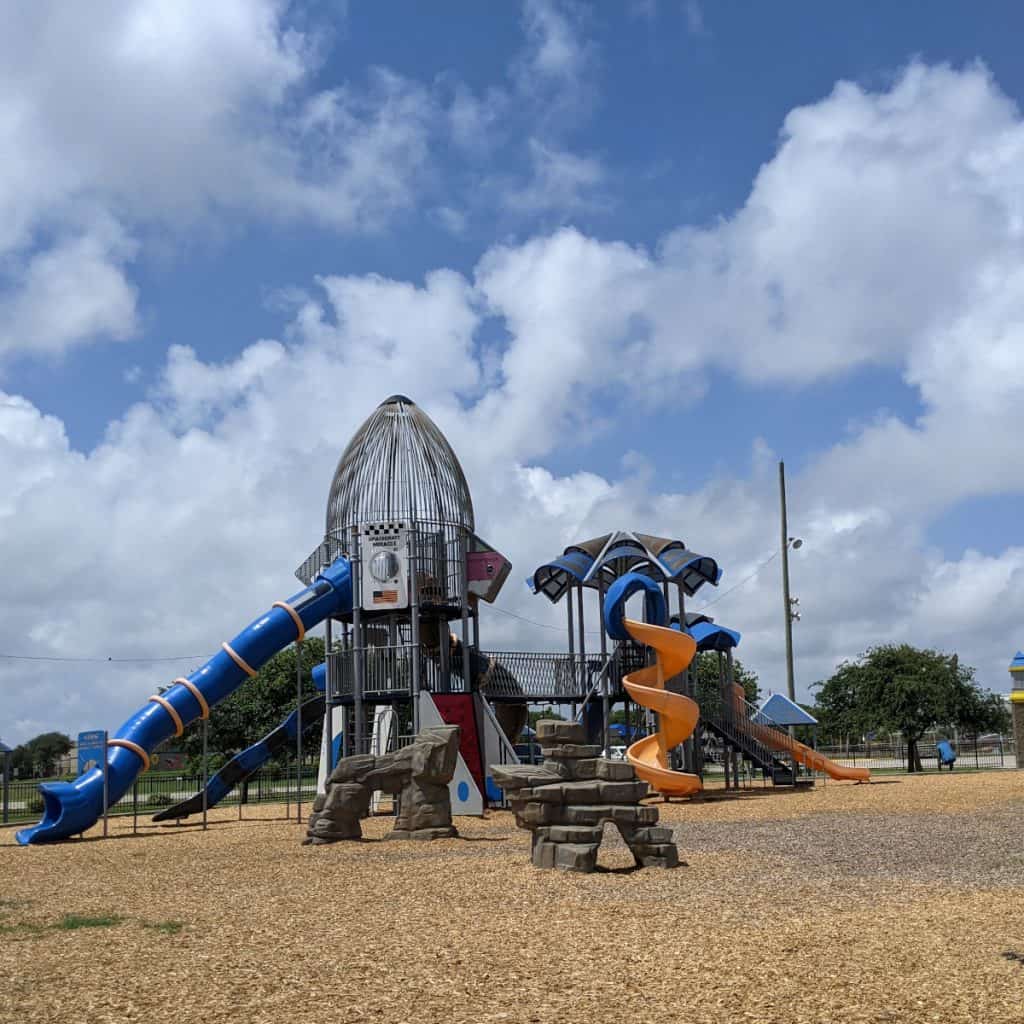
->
xmin=603 ymin=572 xmax=668 ymax=641
xmin=151 ymin=692 xmax=326 ymax=822
xmin=16 ymin=558 xmax=352 ymax=845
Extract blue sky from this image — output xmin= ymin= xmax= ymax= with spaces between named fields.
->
xmin=2 ymin=1 xmax=1024 ymax=740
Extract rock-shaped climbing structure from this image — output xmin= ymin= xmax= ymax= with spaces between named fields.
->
xmin=492 ymin=720 xmax=679 ymax=872
xmin=304 ymin=725 xmax=461 ymax=844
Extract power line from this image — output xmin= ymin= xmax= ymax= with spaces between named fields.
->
xmin=696 ymin=549 xmax=780 ymax=611
xmin=0 ymin=652 xmax=212 ymax=664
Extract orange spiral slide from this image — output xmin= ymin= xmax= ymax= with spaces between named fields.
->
xmin=620 ymin=618 xmax=703 ymax=797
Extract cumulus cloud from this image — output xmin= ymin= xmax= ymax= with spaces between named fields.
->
xmin=3 ymin=60 xmax=1024 ymax=743
xmin=0 ymin=1 xmax=436 ymax=359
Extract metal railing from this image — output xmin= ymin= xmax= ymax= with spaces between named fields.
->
xmin=328 ymin=644 xmax=471 ymax=699
xmin=699 ymin=690 xmax=788 ymax=775
xmin=0 ymin=768 xmax=322 ymax=827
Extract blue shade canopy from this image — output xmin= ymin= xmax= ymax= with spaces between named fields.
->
xmin=757 ymin=693 xmax=818 ymax=727
xmin=529 ymin=530 xmax=720 ymax=603
xmin=685 ymin=620 xmax=741 ymax=652
xmin=528 ymin=549 xmax=597 ymax=600
xmin=0 ymin=740 xmax=12 ymax=754
xmin=1009 ymin=651 xmax=1024 ymax=672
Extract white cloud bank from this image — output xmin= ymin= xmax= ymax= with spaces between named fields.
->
xmin=3 ymin=60 xmax=1024 ymax=742
xmin=0 ymin=1 xmax=435 ymax=358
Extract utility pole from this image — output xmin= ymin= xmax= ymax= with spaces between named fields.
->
xmin=779 ymin=461 xmax=796 ymax=703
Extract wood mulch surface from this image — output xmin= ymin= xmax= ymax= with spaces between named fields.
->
xmin=1 ymin=771 xmax=1022 ymax=1024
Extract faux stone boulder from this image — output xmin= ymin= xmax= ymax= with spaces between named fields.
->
xmin=491 ymin=719 xmax=680 ymax=872
xmin=304 ymin=725 xmax=461 ymax=845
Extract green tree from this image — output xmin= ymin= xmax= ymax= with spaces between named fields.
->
xmin=10 ymin=732 xmax=73 ymax=778
xmin=692 ymin=653 xmax=759 ymax=707
xmin=180 ymin=638 xmax=325 ymax=769
xmin=813 ymin=644 xmax=1006 ymax=772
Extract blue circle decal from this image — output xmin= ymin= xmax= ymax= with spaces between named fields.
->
xmin=456 ymin=780 xmax=470 ymax=802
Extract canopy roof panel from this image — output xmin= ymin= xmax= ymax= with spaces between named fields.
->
xmin=529 ymin=529 xmax=720 ymax=603
xmin=757 ymin=693 xmax=818 ymax=727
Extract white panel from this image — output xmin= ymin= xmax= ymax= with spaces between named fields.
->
xmin=316 ymin=704 xmax=346 ymax=795
xmin=360 ymin=521 xmax=409 ymax=611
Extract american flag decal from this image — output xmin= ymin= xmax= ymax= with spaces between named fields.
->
xmin=372 ymin=589 xmax=399 ymax=604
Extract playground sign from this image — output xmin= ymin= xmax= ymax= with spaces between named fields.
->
xmin=77 ymin=730 xmax=106 ymax=775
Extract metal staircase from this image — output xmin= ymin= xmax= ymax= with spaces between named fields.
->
xmin=699 ymin=690 xmax=795 ymax=783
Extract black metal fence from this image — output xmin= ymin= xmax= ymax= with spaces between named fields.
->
xmin=816 ymin=735 xmax=1017 ymax=773
xmin=1 ymin=768 xmax=320 ymax=827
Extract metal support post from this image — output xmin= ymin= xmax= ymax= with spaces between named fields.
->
xmin=577 ymin=583 xmax=588 ymax=744
xmin=296 ymin=637 xmax=304 ymax=824
xmin=202 ymin=715 xmax=208 ymax=831
xmin=409 ymin=524 xmax=422 ymax=737
xmin=325 ymin=617 xmax=335 ymax=776
xmin=566 ymin=587 xmax=576 ymax=718
xmin=598 ymin=578 xmax=609 ymax=758
xmin=352 ymin=526 xmax=365 ymax=754
xmin=460 ymin=531 xmax=471 ymax=691
xmin=101 ymin=731 xmax=109 ymax=839
xmin=780 ymin=461 xmax=796 ymax=704
xmin=1 ymin=751 xmax=9 ymax=825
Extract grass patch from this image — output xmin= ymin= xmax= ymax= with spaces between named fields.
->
xmin=55 ymin=914 xmax=123 ymax=931
xmin=144 ymin=920 xmax=185 ymax=935
xmin=0 ymin=922 xmax=45 ymax=936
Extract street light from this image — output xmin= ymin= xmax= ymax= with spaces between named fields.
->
xmin=778 ymin=461 xmax=803 ymax=703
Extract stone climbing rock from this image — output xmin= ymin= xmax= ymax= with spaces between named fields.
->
xmin=303 ymin=725 xmax=461 ymax=845
xmin=493 ymin=718 xmax=681 ymax=873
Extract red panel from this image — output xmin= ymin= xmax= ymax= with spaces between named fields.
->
xmin=432 ymin=693 xmax=485 ymax=798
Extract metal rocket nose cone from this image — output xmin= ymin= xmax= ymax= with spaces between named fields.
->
xmin=325 ymin=395 xmax=474 ymax=536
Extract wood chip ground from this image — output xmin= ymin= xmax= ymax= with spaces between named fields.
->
xmin=1 ymin=771 xmax=1022 ymax=1023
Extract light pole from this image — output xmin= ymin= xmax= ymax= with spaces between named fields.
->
xmin=778 ymin=461 xmax=803 ymax=703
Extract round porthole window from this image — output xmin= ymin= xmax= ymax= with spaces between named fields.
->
xmin=369 ymin=550 xmax=400 ymax=582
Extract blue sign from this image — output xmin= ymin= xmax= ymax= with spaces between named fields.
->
xmin=77 ymin=730 xmax=106 ymax=775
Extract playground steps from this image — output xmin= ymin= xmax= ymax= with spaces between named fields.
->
xmin=701 ymin=716 xmax=791 ymax=780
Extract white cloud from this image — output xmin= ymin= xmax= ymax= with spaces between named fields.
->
xmin=685 ymin=1 xmax=707 ymax=36
xmin=0 ymin=2 xmax=436 ymax=359
xmin=517 ymin=0 xmax=591 ymax=91
xmin=505 ymin=139 xmax=606 ymax=214
xmin=3 ymin=61 xmax=1024 ymax=745
xmin=0 ymin=231 xmax=139 ymax=357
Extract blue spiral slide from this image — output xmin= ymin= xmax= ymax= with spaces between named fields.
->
xmin=16 ymin=558 xmax=353 ymax=845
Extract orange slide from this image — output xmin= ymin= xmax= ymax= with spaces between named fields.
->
xmin=731 ymin=684 xmax=870 ymax=782
xmin=621 ymin=619 xmax=702 ymax=797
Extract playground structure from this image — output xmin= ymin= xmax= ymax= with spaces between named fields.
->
xmin=14 ymin=394 xmax=868 ymax=846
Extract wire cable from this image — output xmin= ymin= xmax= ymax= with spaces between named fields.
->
xmin=0 ymin=652 xmax=212 ymax=664
xmin=695 ymin=549 xmax=780 ymax=611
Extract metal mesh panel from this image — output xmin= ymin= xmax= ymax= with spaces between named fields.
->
xmin=325 ymin=395 xmax=474 ymax=538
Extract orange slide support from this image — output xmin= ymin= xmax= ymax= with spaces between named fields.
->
xmin=621 ymin=619 xmax=702 ymax=797
xmin=730 ymin=684 xmax=870 ymax=782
